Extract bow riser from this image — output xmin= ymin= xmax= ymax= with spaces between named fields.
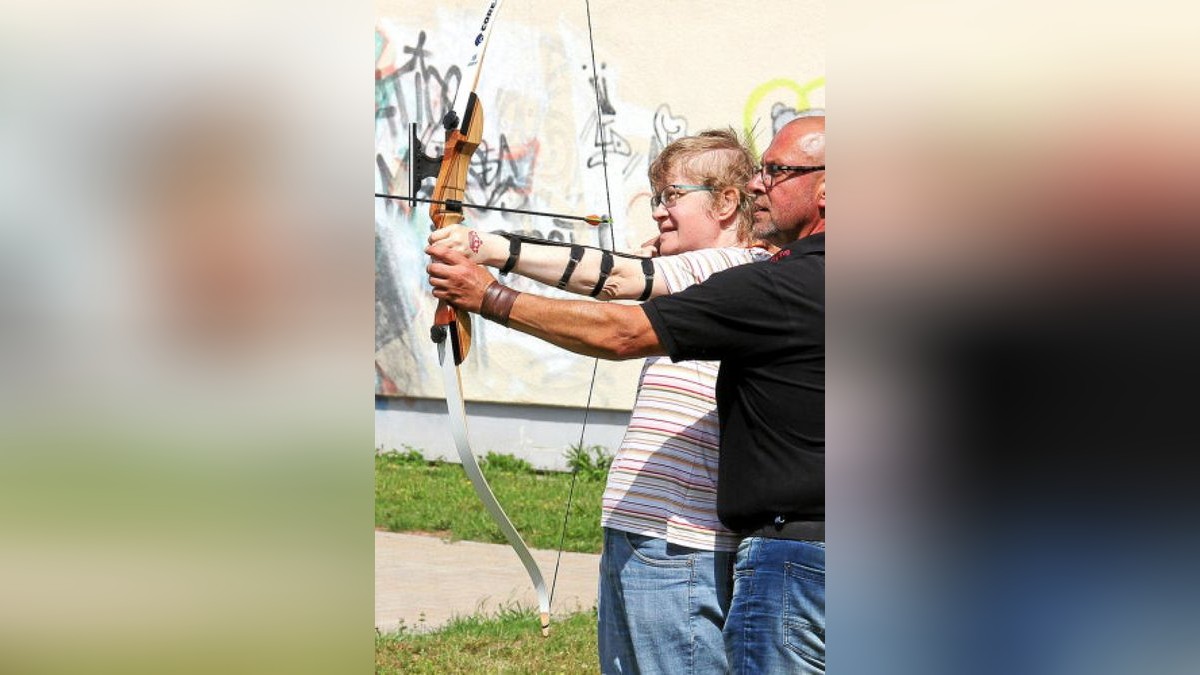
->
xmin=429 ymin=93 xmax=484 ymax=364
xmin=429 ymin=93 xmax=484 ymax=229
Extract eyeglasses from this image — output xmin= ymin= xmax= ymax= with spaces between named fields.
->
xmin=650 ymin=184 xmax=714 ymax=209
xmin=755 ymin=163 xmax=825 ymax=188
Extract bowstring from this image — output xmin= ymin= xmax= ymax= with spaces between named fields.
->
xmin=584 ymin=0 xmax=617 ymax=240
xmin=549 ymin=0 xmax=615 ymax=613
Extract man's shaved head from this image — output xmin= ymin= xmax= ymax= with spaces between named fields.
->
xmin=749 ymin=114 xmax=826 ymax=243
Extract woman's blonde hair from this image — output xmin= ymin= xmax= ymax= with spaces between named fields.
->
xmin=647 ymin=128 xmax=757 ymax=243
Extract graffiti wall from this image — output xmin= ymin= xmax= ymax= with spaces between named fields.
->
xmin=375 ymin=0 xmax=825 ymax=407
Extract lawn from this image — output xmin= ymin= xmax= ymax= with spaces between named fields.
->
xmin=374 ymin=448 xmax=606 ymax=554
xmin=376 ymin=607 xmax=599 ymax=674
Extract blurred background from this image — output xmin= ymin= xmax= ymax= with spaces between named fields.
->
xmin=832 ymin=2 xmax=1200 ymax=673
xmin=0 ymin=1 xmax=373 ymax=673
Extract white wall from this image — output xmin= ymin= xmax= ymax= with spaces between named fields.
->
xmin=374 ymin=0 xmax=826 ymax=405
xmin=376 ymin=397 xmax=631 ymax=471
xmin=374 ymin=0 xmax=824 ymax=466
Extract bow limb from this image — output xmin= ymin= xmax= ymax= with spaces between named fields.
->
xmin=439 ymin=344 xmax=551 ymax=636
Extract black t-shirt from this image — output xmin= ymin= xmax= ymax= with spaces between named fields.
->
xmin=642 ymin=234 xmax=825 ymax=533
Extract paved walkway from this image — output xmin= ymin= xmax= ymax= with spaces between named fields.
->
xmin=375 ymin=530 xmax=600 ymax=633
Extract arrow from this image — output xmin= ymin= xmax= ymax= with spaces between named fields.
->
xmin=374 ymin=192 xmax=609 ymax=226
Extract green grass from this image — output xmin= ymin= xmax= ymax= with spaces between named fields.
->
xmin=375 ymin=606 xmax=599 ymax=674
xmin=374 ymin=449 xmax=606 ymax=554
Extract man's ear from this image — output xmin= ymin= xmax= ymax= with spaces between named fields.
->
xmin=817 ymin=179 xmax=826 ymax=210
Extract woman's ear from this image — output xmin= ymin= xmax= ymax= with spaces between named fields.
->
xmin=713 ymin=186 xmax=740 ymax=222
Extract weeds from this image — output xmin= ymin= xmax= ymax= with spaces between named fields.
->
xmin=564 ymin=443 xmax=613 ymax=482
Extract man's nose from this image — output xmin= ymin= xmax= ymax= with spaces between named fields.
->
xmin=747 ymin=173 xmax=766 ymax=194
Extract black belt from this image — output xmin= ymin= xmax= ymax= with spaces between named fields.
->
xmin=742 ymin=516 xmax=824 ymax=542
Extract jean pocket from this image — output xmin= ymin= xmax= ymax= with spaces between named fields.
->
xmin=784 ymin=561 xmax=826 ymax=668
xmin=622 ymin=531 xmax=693 ymax=568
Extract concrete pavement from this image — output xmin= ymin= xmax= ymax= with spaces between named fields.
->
xmin=375 ymin=530 xmax=600 ymax=633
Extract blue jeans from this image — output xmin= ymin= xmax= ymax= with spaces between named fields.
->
xmin=598 ymin=528 xmax=735 ymax=674
xmin=725 ymin=537 xmax=826 ymax=674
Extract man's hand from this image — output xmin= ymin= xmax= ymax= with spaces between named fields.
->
xmin=426 ymin=244 xmax=499 ymax=313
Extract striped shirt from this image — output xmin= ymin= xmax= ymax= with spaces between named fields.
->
xmin=600 ymin=246 xmax=771 ymax=551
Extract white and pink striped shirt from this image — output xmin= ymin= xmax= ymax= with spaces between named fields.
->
xmin=600 ymin=246 xmax=771 ymax=552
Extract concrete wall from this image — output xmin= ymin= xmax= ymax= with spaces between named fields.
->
xmin=376 ymin=396 xmax=630 ymax=471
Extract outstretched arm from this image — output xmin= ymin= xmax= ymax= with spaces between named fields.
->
xmin=429 ymin=225 xmax=667 ymax=300
xmin=426 ymin=244 xmax=665 ymax=360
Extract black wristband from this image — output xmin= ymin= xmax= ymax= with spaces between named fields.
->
xmin=499 ymin=234 xmax=521 ymax=275
xmin=557 ymin=245 xmax=585 ymax=290
xmin=589 ymin=251 xmax=615 ymax=298
xmin=637 ymin=257 xmax=655 ymax=301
